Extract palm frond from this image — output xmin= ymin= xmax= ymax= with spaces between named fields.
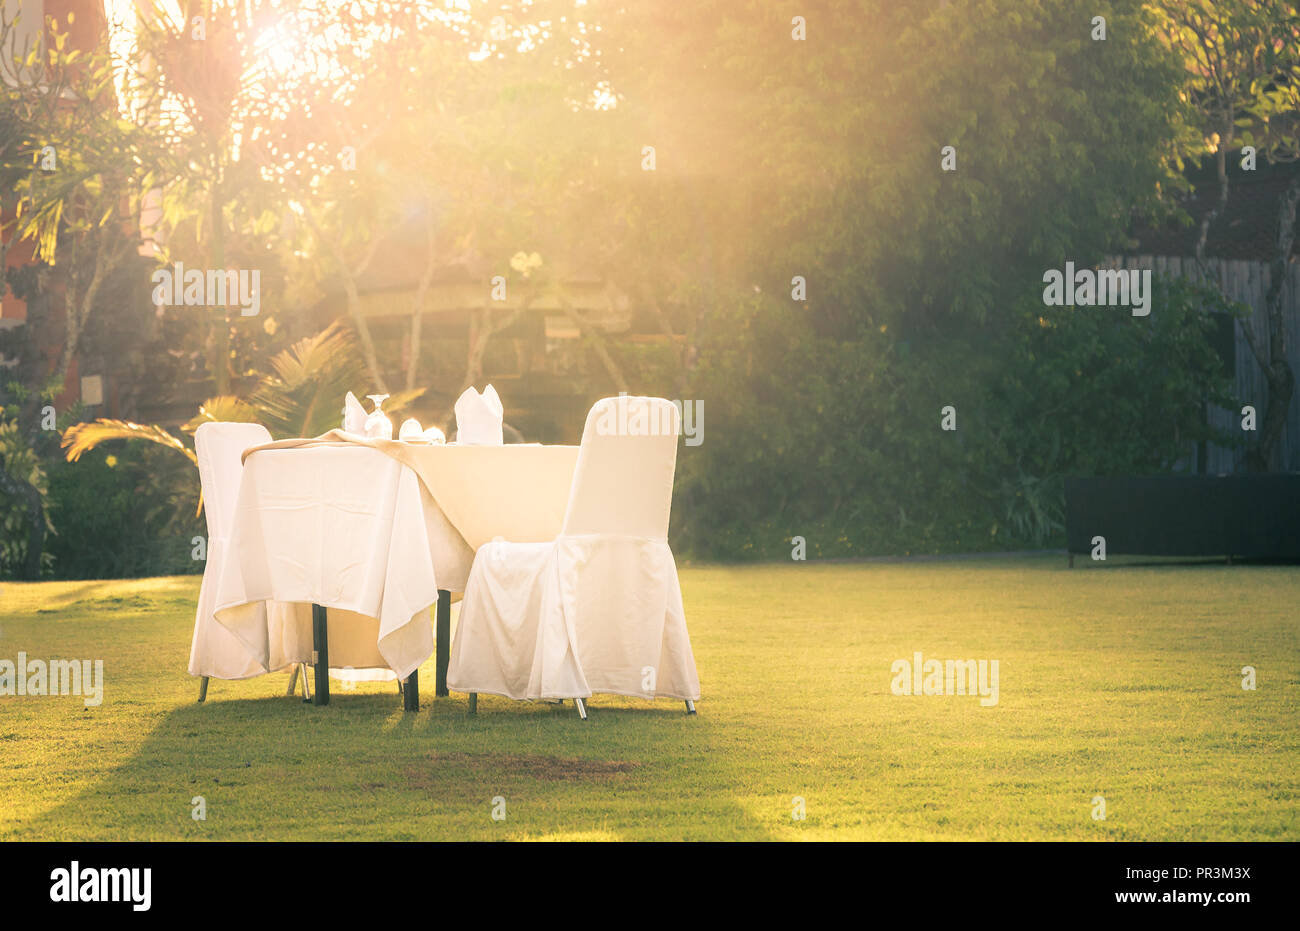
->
xmin=182 ymin=396 xmax=261 ymax=434
xmin=251 ymin=321 xmax=367 ymax=438
xmin=61 ymin=419 xmax=197 ymax=465
xmin=267 ymin=321 xmax=358 ymax=386
xmin=381 ymin=387 xmax=427 ymax=421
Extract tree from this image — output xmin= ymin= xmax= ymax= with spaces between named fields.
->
xmin=268 ymin=1 xmax=618 ymax=409
xmin=107 ymin=1 xmax=436 ymax=396
xmin=1 ymin=9 xmax=158 ymax=400
xmin=580 ymin=0 xmax=1210 ymax=555
xmin=585 ymin=0 xmax=1186 ymax=348
xmin=0 ymin=7 xmax=162 ymax=578
xmin=1151 ymin=0 xmax=1300 ymax=471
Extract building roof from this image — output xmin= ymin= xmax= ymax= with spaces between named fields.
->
xmin=316 ymin=214 xmax=632 ymax=325
xmin=1126 ymin=157 xmax=1300 ymax=262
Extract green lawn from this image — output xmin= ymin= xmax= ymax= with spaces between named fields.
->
xmin=0 ymin=555 xmax=1296 ymax=841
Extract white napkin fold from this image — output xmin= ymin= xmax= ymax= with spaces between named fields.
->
xmin=342 ymin=391 xmax=367 ymax=434
xmin=454 ymin=384 xmax=504 ymax=446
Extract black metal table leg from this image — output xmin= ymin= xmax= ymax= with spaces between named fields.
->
xmin=436 ymin=589 xmax=450 ymax=696
xmin=404 ymin=669 xmax=419 ymax=711
xmin=312 ymin=603 xmax=329 ymax=706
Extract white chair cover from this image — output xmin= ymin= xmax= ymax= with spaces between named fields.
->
xmin=189 ymin=422 xmax=300 ymax=679
xmin=454 ymin=385 xmax=504 ymax=446
xmin=447 ymin=396 xmax=701 ymax=702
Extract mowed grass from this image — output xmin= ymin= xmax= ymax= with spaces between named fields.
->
xmin=0 ymin=555 xmax=1296 ymax=841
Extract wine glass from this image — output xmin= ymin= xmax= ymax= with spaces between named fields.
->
xmin=364 ymin=394 xmax=393 ymax=440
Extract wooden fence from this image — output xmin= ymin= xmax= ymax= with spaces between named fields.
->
xmin=1104 ymin=254 xmax=1300 ymax=473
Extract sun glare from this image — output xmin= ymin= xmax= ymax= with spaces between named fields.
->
xmin=253 ymin=21 xmax=301 ymax=78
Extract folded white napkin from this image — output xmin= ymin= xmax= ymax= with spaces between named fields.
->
xmin=454 ymin=384 xmax=504 ymax=446
xmin=342 ymin=391 xmax=368 ymax=434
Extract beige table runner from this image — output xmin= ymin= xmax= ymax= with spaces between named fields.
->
xmin=243 ymin=431 xmax=580 ymax=550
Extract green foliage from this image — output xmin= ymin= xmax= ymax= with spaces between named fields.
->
xmin=673 ymin=290 xmax=991 ymax=559
xmin=993 ymin=472 xmax=1065 ymax=548
xmin=592 ymin=0 xmax=1186 ymax=342
xmin=0 ymin=418 xmax=53 ymax=576
xmin=591 ymin=0 xmax=1242 ymax=558
xmin=233 ymin=323 xmax=370 ymax=439
xmin=986 ymin=277 xmax=1238 ymax=479
xmin=673 ymin=278 xmax=1238 ymax=559
xmin=1150 ymin=0 xmax=1300 ymax=164
xmin=44 ymin=443 xmax=203 ymax=580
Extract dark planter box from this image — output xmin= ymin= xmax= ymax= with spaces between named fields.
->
xmin=1064 ymin=474 xmax=1300 ymax=558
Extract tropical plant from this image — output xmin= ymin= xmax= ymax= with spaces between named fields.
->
xmin=0 ymin=417 xmax=53 ymax=577
xmin=996 ymin=471 xmax=1066 ymax=547
xmin=61 ymin=322 xmax=424 ymax=465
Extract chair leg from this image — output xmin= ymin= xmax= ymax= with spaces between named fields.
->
xmin=468 ymin=693 xmax=477 ymax=715
xmin=574 ymin=698 xmax=588 ymax=721
xmin=300 ymin=663 xmax=312 ymax=703
xmin=397 ymin=678 xmax=404 ymax=696
xmin=685 ymin=700 xmax=697 ymax=715
xmin=197 ymin=676 xmax=209 ymax=703
xmin=286 ymin=665 xmax=299 ymax=696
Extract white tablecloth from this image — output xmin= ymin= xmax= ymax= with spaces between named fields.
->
xmin=397 ymin=444 xmax=580 ymax=549
xmin=213 ymin=446 xmax=472 ymax=679
xmin=241 ymin=432 xmax=582 ymax=550
xmin=211 ymin=440 xmax=580 ymax=680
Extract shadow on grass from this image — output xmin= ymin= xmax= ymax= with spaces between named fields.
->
xmin=19 ymin=583 xmax=112 ymax=614
xmin=18 ymin=679 xmax=764 ymax=841
xmin=17 ymin=578 xmax=198 ymax=617
xmin=1074 ymin=556 xmax=1300 ymax=569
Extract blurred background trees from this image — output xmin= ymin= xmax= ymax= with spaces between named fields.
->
xmin=2 ymin=0 xmax=1289 ymax=576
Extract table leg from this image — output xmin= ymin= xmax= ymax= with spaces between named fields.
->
xmin=312 ymin=603 xmax=330 ymax=706
xmin=436 ymin=589 xmax=450 ymax=697
xmin=404 ymin=669 xmax=419 ymax=712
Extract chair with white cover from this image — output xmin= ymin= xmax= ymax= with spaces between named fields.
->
xmin=190 ymin=422 xmax=306 ymax=701
xmin=447 ymin=396 xmax=701 ymax=718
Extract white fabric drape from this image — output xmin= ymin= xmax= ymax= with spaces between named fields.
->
xmin=212 ymin=446 xmax=463 ymax=680
xmin=448 ymin=396 xmax=701 ymax=702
